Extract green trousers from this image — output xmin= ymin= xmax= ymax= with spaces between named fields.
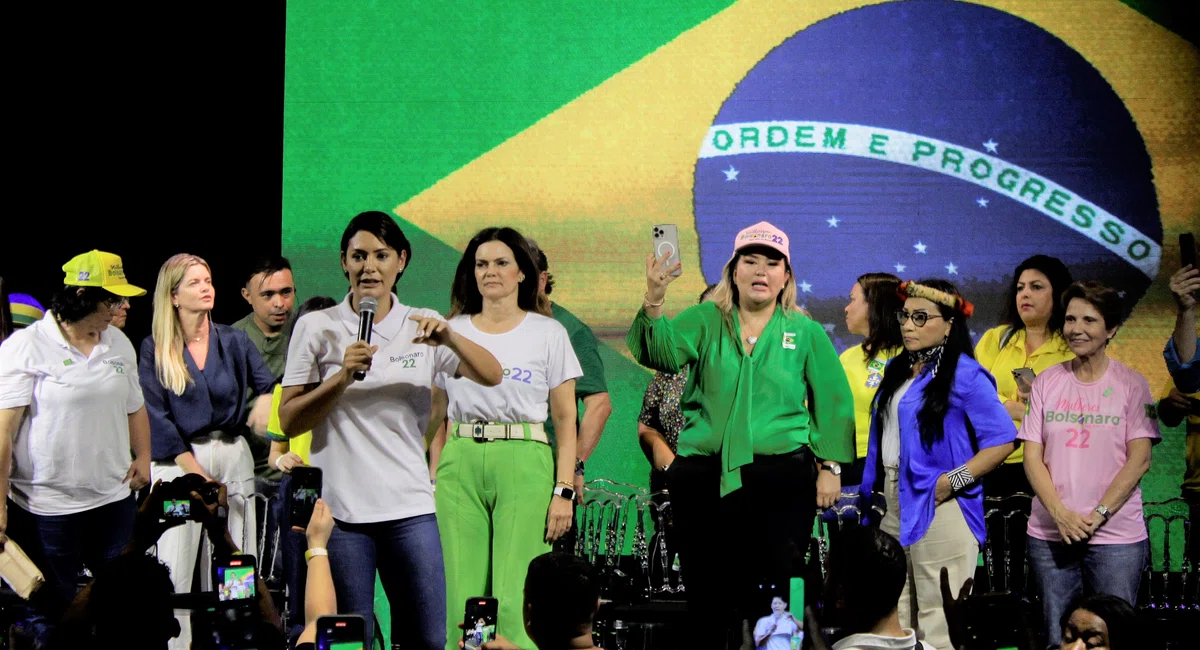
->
xmin=436 ymin=433 xmax=553 ymax=650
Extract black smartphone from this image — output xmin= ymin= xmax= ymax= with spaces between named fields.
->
xmin=462 ymin=597 xmax=498 ymax=650
xmin=316 ymin=615 xmax=367 ymax=650
xmin=1182 ymin=233 xmax=1197 ymax=270
xmin=290 ymin=466 xmax=323 ymax=528
xmin=215 ymin=555 xmax=257 ymax=602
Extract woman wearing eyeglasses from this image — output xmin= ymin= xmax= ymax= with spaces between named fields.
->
xmin=857 ymin=280 xmax=1016 ymax=650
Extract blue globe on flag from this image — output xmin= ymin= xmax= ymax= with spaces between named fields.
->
xmin=693 ymin=0 xmax=1161 ymax=349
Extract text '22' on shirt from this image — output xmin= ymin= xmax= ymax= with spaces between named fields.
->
xmin=436 ymin=312 xmax=582 ymax=425
xmin=282 ymin=294 xmax=459 ymax=524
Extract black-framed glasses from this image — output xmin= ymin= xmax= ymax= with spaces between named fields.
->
xmin=102 ymin=296 xmax=127 ymax=309
xmin=895 ymin=310 xmax=944 ymax=327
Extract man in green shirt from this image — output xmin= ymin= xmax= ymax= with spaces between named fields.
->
xmin=231 ymin=256 xmax=296 ymax=480
xmin=529 ymin=242 xmax=613 ymax=508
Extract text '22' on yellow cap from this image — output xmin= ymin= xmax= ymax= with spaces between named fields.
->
xmin=61 ymin=250 xmax=147 ymax=297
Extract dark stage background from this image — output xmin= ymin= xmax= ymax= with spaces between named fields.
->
xmin=2 ymin=3 xmax=285 ymax=347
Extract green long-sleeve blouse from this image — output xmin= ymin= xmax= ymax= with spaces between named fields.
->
xmin=627 ymin=302 xmax=855 ymax=496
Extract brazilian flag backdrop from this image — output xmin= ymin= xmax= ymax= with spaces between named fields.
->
xmin=285 ymin=0 xmax=1198 ymax=636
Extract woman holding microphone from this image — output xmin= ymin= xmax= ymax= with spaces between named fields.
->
xmin=279 ymin=211 xmax=501 ymax=650
xmin=628 ymin=221 xmax=855 ymax=648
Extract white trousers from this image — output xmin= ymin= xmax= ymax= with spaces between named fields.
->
xmin=151 ymin=435 xmax=258 ymax=650
xmin=882 ymin=466 xmax=979 ymax=650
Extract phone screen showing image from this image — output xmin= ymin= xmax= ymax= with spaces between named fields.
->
xmin=751 ymin=583 xmax=803 ymax=650
xmin=316 ymin=615 xmax=367 ymax=650
xmin=162 ymin=499 xmax=191 ymax=519
xmin=216 ymin=559 xmax=256 ymax=602
xmin=290 ymin=467 xmax=323 ymax=528
xmin=462 ymin=598 xmax=498 ymax=650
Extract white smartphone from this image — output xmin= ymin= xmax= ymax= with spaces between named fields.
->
xmin=1012 ymin=367 xmax=1036 ymax=389
xmin=653 ymin=224 xmax=683 ymax=277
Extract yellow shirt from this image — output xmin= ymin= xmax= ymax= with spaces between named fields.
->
xmin=266 ymin=384 xmax=312 ymax=464
xmin=975 ymin=325 xmax=1074 ymax=464
xmin=1157 ymin=379 xmax=1200 ymax=494
xmin=839 ymin=345 xmax=900 ymax=459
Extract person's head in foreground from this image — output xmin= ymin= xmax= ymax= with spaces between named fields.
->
xmin=523 ymin=552 xmax=600 ymax=649
xmin=1059 ymin=593 xmax=1134 ymax=650
xmin=824 ymin=524 xmax=907 ymax=634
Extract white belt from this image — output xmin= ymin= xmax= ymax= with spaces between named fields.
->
xmin=452 ymin=422 xmax=548 ymax=444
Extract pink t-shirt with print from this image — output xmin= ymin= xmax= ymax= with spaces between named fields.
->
xmin=1019 ymin=359 xmax=1160 ymax=544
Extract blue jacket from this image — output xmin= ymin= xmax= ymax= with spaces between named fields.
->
xmin=1164 ymin=336 xmax=1200 ymax=394
xmin=139 ymin=323 xmax=276 ymax=461
xmin=859 ymin=354 xmax=1016 ymax=546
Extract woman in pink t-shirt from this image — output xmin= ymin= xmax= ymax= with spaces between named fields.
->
xmin=1020 ymin=281 xmax=1159 ymax=646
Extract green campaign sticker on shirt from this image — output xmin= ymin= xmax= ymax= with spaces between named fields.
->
xmin=62 ymin=359 xmax=73 ymax=366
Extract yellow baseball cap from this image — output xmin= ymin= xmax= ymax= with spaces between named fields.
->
xmin=61 ymin=250 xmax=147 ymax=297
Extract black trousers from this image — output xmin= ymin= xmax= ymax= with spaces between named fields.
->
xmin=668 ymin=449 xmax=817 ymax=650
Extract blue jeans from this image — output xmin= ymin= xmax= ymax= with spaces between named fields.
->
xmin=329 ymin=513 xmax=446 ymax=650
xmin=6 ymin=496 xmax=136 ymax=642
xmin=1027 ymin=536 xmax=1147 ymax=647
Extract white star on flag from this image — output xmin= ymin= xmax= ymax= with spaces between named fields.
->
xmin=976 ymin=198 xmax=989 ymax=208
xmin=827 ymin=216 xmax=840 ymax=228
xmin=723 ymin=166 xmax=739 ymax=181
xmin=945 ymin=262 xmax=959 ymax=275
xmin=799 ymin=280 xmax=813 ymax=293
xmin=914 ymin=241 xmax=928 ymax=254
xmin=894 ymin=263 xmax=906 ymax=273
xmin=983 ymin=139 xmax=998 ymax=154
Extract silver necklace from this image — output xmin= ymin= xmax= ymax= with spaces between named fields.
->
xmin=745 ymin=335 xmax=758 ymax=345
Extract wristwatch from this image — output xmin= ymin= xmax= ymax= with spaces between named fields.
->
xmin=1094 ymin=504 xmax=1111 ymax=522
xmin=574 ymin=458 xmax=586 ymax=477
xmin=820 ymin=461 xmax=842 ymax=476
xmin=553 ymin=485 xmax=575 ymax=501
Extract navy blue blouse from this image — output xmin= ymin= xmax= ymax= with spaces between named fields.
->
xmin=139 ymin=323 xmax=276 ymax=461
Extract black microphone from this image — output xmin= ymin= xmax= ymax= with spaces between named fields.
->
xmin=353 ymin=296 xmax=378 ymax=381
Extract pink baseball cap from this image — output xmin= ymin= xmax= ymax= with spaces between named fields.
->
xmin=732 ymin=221 xmax=791 ymax=264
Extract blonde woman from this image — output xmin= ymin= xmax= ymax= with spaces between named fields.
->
xmin=138 ymin=254 xmax=276 ymax=650
xmin=629 ymin=221 xmax=855 ymax=648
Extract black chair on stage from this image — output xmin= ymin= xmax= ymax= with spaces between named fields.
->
xmin=1138 ymin=498 xmax=1196 ymax=648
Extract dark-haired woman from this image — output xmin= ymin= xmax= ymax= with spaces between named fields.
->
xmin=976 ymin=255 xmax=1074 ymax=496
xmin=428 ymin=227 xmax=580 ymax=650
xmin=628 ymin=221 xmax=855 ymax=648
xmin=975 ymin=255 xmax=1074 ymax=592
xmin=858 ymin=280 xmax=1016 ymax=650
xmin=1021 ymin=281 xmax=1157 ymax=646
xmin=0 ymin=250 xmax=150 ymax=646
xmin=840 ymin=272 xmax=904 ymax=485
xmin=279 ymin=211 xmax=502 ymax=650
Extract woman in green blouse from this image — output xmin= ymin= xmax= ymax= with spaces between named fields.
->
xmin=628 ymin=221 xmax=854 ymax=648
